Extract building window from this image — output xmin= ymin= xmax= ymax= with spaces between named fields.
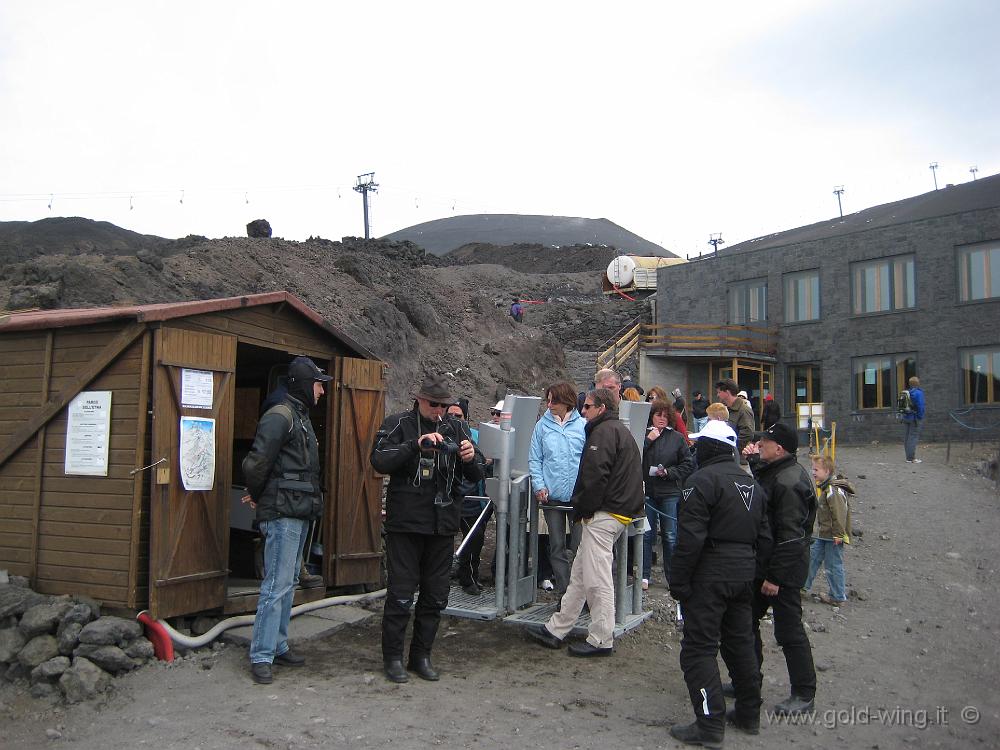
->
xmin=957 ymin=243 xmax=1000 ymax=302
xmin=961 ymin=347 xmax=1000 ymax=404
xmin=729 ymin=279 xmax=767 ymax=324
xmin=851 ymin=255 xmax=915 ymax=315
xmin=852 ymin=353 xmax=917 ymax=409
xmin=784 ymin=270 xmax=820 ymax=323
xmin=788 ymin=364 xmax=822 ymax=410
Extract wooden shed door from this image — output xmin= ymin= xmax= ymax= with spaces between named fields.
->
xmin=149 ymin=328 xmax=236 ymax=618
xmin=326 ymin=358 xmax=384 ymax=586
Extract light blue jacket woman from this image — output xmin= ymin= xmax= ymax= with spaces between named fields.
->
xmin=528 ymin=408 xmax=586 ymax=503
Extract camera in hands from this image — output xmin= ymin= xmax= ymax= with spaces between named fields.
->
xmin=419 ymin=435 xmax=460 ymax=454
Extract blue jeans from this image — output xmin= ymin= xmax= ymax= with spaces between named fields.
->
xmin=643 ymin=495 xmax=679 ymax=580
xmin=804 ymin=538 xmax=846 ymax=601
xmin=903 ymin=418 xmax=923 ymax=461
xmin=694 ymin=417 xmax=709 ymax=433
xmin=250 ymin=517 xmax=309 ymax=664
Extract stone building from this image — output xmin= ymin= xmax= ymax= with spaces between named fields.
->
xmin=641 ymin=173 xmax=1000 ymax=444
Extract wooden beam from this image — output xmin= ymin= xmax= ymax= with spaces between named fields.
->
xmin=0 ymin=322 xmax=145 ymax=468
xmin=127 ymin=330 xmax=152 ymax=610
xmin=28 ymin=330 xmax=54 ymax=586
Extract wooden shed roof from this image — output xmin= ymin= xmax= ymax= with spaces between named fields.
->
xmin=0 ymin=291 xmax=378 ymax=360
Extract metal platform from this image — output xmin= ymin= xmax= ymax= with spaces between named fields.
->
xmin=442 ymin=584 xmax=502 ymax=621
xmin=503 ymin=596 xmax=653 ymax=639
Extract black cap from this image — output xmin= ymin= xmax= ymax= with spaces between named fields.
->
xmin=754 ymin=422 xmax=798 ymax=454
xmin=288 ymin=356 xmax=333 ymax=383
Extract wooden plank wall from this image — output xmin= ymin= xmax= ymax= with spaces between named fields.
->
xmin=0 ymin=325 xmax=146 ymax=607
xmin=176 ymin=305 xmax=347 ymax=358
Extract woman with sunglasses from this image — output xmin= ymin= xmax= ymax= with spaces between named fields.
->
xmin=528 ymin=381 xmax=587 ymax=599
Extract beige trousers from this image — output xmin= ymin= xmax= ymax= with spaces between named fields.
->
xmin=545 ymin=511 xmax=625 ymax=648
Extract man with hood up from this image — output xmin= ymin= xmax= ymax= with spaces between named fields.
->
xmin=242 ymin=356 xmax=332 ymax=685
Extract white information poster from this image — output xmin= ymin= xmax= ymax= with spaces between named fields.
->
xmin=180 ymin=416 xmax=216 ymax=491
xmin=65 ymin=391 xmax=112 ymax=476
xmin=181 ymin=368 xmax=214 ymax=409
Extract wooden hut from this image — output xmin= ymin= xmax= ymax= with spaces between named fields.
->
xmin=0 ymin=292 xmax=385 ymax=618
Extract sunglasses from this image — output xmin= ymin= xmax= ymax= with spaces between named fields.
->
xmin=426 ymin=400 xmax=449 ymax=408
xmin=581 ymin=403 xmax=595 ymax=411
xmin=490 ymin=409 xmax=501 ymax=416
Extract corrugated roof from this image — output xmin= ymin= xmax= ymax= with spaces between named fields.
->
xmin=0 ymin=291 xmax=378 ymax=361
xmin=721 ymin=172 xmax=1000 ymax=256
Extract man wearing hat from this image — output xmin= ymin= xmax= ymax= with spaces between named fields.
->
xmin=668 ymin=420 xmax=770 ymax=746
xmin=370 ymin=374 xmax=483 ymax=683
xmin=242 ymin=356 xmax=332 ymax=685
xmin=742 ymin=422 xmax=818 ymax=717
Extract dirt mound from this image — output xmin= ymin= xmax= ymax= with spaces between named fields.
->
xmin=0 ymin=229 xmax=637 ymax=417
xmin=444 ymin=242 xmax=622 ymax=275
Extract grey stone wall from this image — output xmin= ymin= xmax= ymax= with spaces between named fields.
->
xmin=653 ymin=206 xmax=1000 ymax=444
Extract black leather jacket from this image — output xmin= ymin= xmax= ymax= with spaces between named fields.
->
xmin=751 ymin=453 xmax=817 ymax=588
xmin=242 ymin=395 xmax=322 ymax=522
xmin=370 ymin=406 xmax=484 ymax=535
xmin=669 ymin=454 xmax=771 ymax=586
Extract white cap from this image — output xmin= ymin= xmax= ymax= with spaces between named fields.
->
xmin=493 ymin=400 xmax=505 ymax=412
xmin=688 ymin=420 xmax=737 ymax=448
xmin=737 ymin=390 xmax=749 ymax=399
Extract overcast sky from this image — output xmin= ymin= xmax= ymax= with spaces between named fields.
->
xmin=1 ymin=1 xmax=997 ymax=257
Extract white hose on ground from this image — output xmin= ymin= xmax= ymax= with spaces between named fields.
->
xmin=157 ymin=589 xmax=387 ymax=649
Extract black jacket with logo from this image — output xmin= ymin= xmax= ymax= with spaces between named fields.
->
xmin=370 ymin=406 xmax=484 ymax=535
xmin=669 ymin=454 xmax=771 ymax=587
xmin=642 ymin=427 xmax=695 ymax=498
xmin=571 ymin=410 xmax=645 ymax=521
xmin=751 ymin=453 xmax=817 ymax=588
xmin=242 ymin=395 xmax=323 ymax=522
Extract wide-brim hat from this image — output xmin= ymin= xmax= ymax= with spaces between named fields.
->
xmin=415 ymin=374 xmax=456 ymax=405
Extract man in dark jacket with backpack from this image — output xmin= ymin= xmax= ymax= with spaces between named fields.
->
xmin=371 ymin=374 xmax=484 ymax=683
xmin=242 ymin=356 xmax=331 ymax=685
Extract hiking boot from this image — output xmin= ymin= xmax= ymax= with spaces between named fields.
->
xmin=773 ymin=694 xmax=815 ymax=716
xmin=726 ymin=709 xmax=760 ymax=735
xmin=250 ymin=662 xmax=273 ymax=684
xmin=540 ymin=579 xmax=555 ymax=592
xmin=406 ymin=655 xmax=440 ymax=681
xmin=527 ymin=625 xmax=563 ymax=650
xmin=274 ymin=649 xmax=305 ymax=667
xmin=668 ymin=721 xmax=724 ymax=749
xmin=383 ymin=659 xmax=409 ymax=683
xmin=298 ymin=571 xmax=325 ymax=589
xmin=819 ymin=593 xmax=847 ymax=607
xmin=461 ymin=581 xmax=482 ymax=596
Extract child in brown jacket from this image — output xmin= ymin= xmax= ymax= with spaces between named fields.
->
xmin=804 ymin=454 xmax=854 ymax=606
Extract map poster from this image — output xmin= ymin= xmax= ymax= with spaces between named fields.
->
xmin=65 ymin=391 xmax=112 ymax=476
xmin=179 ymin=416 xmax=216 ymax=491
xmin=181 ymin=368 xmax=214 ymax=409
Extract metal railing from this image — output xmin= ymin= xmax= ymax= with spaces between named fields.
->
xmin=640 ymin=323 xmax=778 ymax=357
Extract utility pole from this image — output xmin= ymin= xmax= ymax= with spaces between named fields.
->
xmin=929 ymin=162 xmax=939 ymax=190
xmin=708 ymin=233 xmax=725 ymax=254
xmin=353 ymin=172 xmax=379 ymax=239
xmin=970 ymin=165 xmax=979 ymax=180
xmin=833 ymin=186 xmax=845 ymax=218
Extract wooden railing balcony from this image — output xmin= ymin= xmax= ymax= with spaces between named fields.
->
xmin=641 ymin=323 xmax=778 ymax=358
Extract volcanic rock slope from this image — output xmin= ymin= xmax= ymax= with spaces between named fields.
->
xmin=0 ymin=219 xmax=647 ymax=417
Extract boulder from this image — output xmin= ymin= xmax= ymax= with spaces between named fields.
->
xmin=19 ymin=601 xmax=73 ymax=638
xmin=17 ymin=635 xmax=59 ymax=669
xmin=30 ymin=655 xmax=71 ymax=684
xmin=59 ymin=657 xmax=111 ymax=703
xmin=5 ymin=661 xmax=28 ymax=682
xmin=124 ymin=637 xmax=154 ymax=660
xmin=77 ymin=616 xmax=142 ymax=646
xmin=394 ymin=294 xmax=441 ymax=337
xmin=0 ymin=627 xmax=27 ymax=663
xmin=0 ymin=585 xmax=48 ymax=619
xmin=57 ymin=621 xmax=83 ymax=656
xmin=246 ymin=219 xmax=272 ymax=238
xmin=73 ymin=644 xmax=136 ymax=674
xmin=30 ymin=681 xmax=59 ymax=699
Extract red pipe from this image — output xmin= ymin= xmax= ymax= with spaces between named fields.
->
xmin=137 ymin=611 xmax=174 ymax=662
